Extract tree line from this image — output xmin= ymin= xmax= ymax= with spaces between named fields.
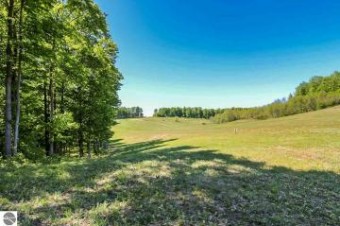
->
xmin=154 ymin=107 xmax=222 ymax=119
xmin=0 ymin=0 xmax=122 ymax=158
xmin=213 ymin=72 xmax=340 ymax=123
xmin=117 ymin=107 xmax=144 ymax=119
xmin=152 ymin=72 xmax=340 ymax=122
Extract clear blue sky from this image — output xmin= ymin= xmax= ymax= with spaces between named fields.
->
xmin=95 ymin=0 xmax=340 ymax=116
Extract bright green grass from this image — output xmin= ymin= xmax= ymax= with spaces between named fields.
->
xmin=115 ymin=106 xmax=340 ymax=173
xmin=0 ymin=107 xmax=339 ymax=225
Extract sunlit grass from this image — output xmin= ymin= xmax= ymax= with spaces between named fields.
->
xmin=0 ymin=106 xmax=339 ymax=225
xmin=115 ymin=106 xmax=340 ymax=173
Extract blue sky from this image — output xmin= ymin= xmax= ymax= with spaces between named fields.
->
xmin=95 ymin=0 xmax=340 ymax=116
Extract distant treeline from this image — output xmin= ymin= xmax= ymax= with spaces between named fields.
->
xmin=213 ymin=71 xmax=340 ymax=123
xmin=153 ymin=72 xmax=340 ymax=122
xmin=153 ymin=107 xmax=223 ymax=119
xmin=117 ymin=107 xmax=144 ymax=119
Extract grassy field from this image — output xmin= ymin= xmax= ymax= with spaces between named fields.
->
xmin=115 ymin=106 xmax=340 ymax=173
xmin=1 ymin=107 xmax=340 ymax=225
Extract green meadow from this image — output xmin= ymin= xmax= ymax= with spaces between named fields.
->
xmin=1 ymin=106 xmax=339 ymax=225
xmin=1 ymin=1 xmax=340 ymax=225
xmin=115 ymin=106 xmax=340 ymax=173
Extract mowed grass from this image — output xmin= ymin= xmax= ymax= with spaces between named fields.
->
xmin=115 ymin=106 xmax=340 ymax=173
xmin=0 ymin=107 xmax=339 ymax=225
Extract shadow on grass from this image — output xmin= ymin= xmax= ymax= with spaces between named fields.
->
xmin=0 ymin=139 xmax=339 ymax=225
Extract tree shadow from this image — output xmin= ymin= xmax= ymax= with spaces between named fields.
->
xmin=0 ymin=139 xmax=339 ymax=225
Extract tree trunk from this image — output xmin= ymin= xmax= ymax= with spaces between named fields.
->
xmin=87 ymin=141 xmax=91 ymax=158
xmin=4 ymin=0 xmax=15 ymax=157
xmin=47 ymin=37 xmax=57 ymax=156
xmin=13 ymin=0 xmax=26 ymax=155
xmin=44 ymin=81 xmax=50 ymax=155
xmin=4 ymin=76 xmax=13 ymax=157
xmin=53 ymin=84 xmax=58 ymax=154
xmin=77 ymin=87 xmax=84 ymax=157
xmin=78 ymin=129 xmax=84 ymax=157
xmin=67 ymin=144 xmax=71 ymax=157
xmin=95 ymin=140 xmax=99 ymax=154
xmin=48 ymin=72 xmax=54 ymax=156
xmin=61 ymin=81 xmax=65 ymax=113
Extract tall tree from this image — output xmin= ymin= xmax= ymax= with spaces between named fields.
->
xmin=4 ymin=0 xmax=15 ymax=157
xmin=1 ymin=0 xmax=122 ymax=158
xmin=13 ymin=0 xmax=26 ymax=155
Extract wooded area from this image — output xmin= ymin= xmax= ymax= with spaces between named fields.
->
xmin=0 ymin=1 xmax=339 ymax=225
xmin=0 ymin=0 xmax=122 ymax=158
xmin=154 ymin=107 xmax=221 ymax=118
xmin=153 ymin=72 xmax=340 ymax=123
xmin=1 ymin=0 xmax=340 ymax=160
xmin=117 ymin=106 xmax=143 ymax=119
xmin=213 ymin=72 xmax=340 ymax=123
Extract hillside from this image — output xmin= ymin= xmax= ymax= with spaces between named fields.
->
xmin=1 ymin=107 xmax=339 ymax=225
xmin=1 ymin=1 xmax=340 ymax=225
xmin=115 ymin=106 xmax=340 ymax=173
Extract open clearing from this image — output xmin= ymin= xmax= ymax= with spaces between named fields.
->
xmin=1 ymin=107 xmax=340 ymax=225
xmin=115 ymin=106 xmax=340 ymax=173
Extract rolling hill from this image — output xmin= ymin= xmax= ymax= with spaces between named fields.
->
xmin=114 ymin=106 xmax=340 ymax=173
xmin=1 ymin=107 xmax=339 ymax=225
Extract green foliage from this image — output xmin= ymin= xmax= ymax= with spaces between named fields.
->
xmin=117 ymin=106 xmax=144 ymax=119
xmin=153 ymin=73 xmax=340 ymax=123
xmin=2 ymin=108 xmax=339 ymax=225
xmin=154 ymin=107 xmax=221 ymax=119
xmin=296 ymin=73 xmax=340 ymax=95
xmin=52 ymin=112 xmax=78 ymax=142
xmin=0 ymin=0 xmax=122 ymax=158
xmin=213 ymin=72 xmax=340 ymax=123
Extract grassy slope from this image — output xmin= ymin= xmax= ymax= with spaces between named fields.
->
xmin=115 ymin=106 xmax=340 ymax=173
xmin=0 ymin=107 xmax=339 ymax=225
